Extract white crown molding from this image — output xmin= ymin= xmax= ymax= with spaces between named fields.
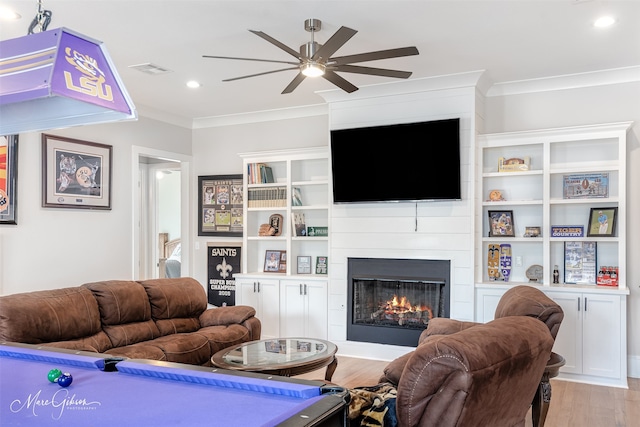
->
xmin=486 ymin=66 xmax=640 ymax=97
xmin=136 ymin=104 xmax=194 ymax=129
xmin=192 ymin=104 xmax=328 ymax=129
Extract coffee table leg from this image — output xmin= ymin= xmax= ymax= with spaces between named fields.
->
xmin=325 ymin=357 xmax=338 ymax=382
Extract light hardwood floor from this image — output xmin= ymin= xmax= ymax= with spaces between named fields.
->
xmin=297 ymin=356 xmax=640 ymax=427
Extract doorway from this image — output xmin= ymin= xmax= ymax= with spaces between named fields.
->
xmin=132 ymin=146 xmax=191 ymax=280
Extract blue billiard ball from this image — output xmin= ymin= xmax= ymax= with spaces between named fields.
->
xmin=57 ymin=373 xmax=73 ymax=387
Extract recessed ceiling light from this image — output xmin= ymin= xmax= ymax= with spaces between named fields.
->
xmin=0 ymin=6 xmax=21 ymax=20
xmin=594 ymin=16 xmax=616 ymax=28
xmin=186 ymin=80 xmax=201 ymax=88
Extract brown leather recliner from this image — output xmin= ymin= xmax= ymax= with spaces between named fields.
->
xmin=383 ymin=316 xmax=554 ymax=427
xmin=382 ymin=285 xmax=564 ymax=386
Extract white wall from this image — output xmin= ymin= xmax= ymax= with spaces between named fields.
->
xmin=0 ymin=117 xmax=191 ymax=294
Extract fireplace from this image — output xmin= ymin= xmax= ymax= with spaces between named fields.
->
xmin=347 ymin=258 xmax=450 ymax=347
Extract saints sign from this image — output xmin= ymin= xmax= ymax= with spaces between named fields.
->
xmin=207 ymin=243 xmax=242 ymax=306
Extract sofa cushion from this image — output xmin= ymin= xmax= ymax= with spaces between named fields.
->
xmin=149 ymin=333 xmax=211 ymax=365
xmin=105 ymin=343 xmax=168 ymax=361
xmin=0 ymin=287 xmax=103 ymax=344
xmin=42 ymin=332 xmax=113 ymax=353
xmin=83 ymin=280 xmax=160 ymax=347
xmin=138 ymin=278 xmax=207 ymax=336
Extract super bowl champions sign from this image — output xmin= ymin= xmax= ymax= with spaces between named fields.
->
xmin=207 ymin=243 xmax=241 ymax=306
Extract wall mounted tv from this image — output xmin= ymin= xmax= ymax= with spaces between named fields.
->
xmin=330 ymin=118 xmax=461 ymax=203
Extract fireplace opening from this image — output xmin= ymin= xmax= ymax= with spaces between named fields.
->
xmin=347 ymin=258 xmax=450 ymax=347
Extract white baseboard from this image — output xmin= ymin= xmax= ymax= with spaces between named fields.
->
xmin=628 ymin=355 xmax=640 ymax=378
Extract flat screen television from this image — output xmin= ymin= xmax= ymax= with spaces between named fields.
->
xmin=330 ymin=118 xmax=461 ymax=203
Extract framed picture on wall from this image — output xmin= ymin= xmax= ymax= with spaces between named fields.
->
xmin=0 ymin=135 xmax=18 ymax=224
xmin=42 ymin=134 xmax=112 ymax=209
xmin=198 ymin=174 xmax=243 ymax=236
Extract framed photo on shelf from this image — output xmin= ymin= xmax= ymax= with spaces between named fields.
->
xmin=42 ymin=134 xmax=112 ymax=210
xmin=297 ymin=256 xmax=311 ymax=274
xmin=0 ymin=135 xmax=18 ymax=224
xmin=524 ymin=226 xmax=541 ymax=237
xmin=587 ymin=207 xmax=617 ymax=237
xmin=198 ymin=174 xmax=243 ymax=237
xmin=316 ymin=256 xmax=328 ymax=274
xmin=564 ymin=241 xmax=597 ymax=284
xmin=264 ymin=250 xmax=286 ymax=273
xmin=488 ymin=210 xmax=515 ymax=237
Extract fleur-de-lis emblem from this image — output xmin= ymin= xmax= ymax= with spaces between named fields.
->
xmin=216 ymin=257 xmax=233 ymax=279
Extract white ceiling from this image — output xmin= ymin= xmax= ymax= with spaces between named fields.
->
xmin=1 ymin=0 xmax=639 ymax=125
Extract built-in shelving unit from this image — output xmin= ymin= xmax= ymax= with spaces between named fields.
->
xmin=476 ymin=122 xmax=632 ymax=387
xmin=235 ymin=147 xmax=330 ymax=340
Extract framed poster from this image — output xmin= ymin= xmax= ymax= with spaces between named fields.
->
xmin=198 ymin=174 xmax=243 ymax=236
xmin=563 ymin=173 xmax=609 ymax=199
xmin=487 ymin=210 xmax=515 ymax=237
xmin=0 ymin=135 xmax=18 ymax=224
xmin=42 ymin=134 xmax=112 ymax=209
xmin=587 ymin=207 xmax=617 ymax=237
xmin=564 ymin=241 xmax=597 ymax=285
xmin=207 ymin=242 xmax=241 ymax=306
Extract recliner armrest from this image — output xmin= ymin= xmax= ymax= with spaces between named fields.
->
xmin=418 ymin=318 xmax=480 ymax=344
xmin=199 ymin=305 xmax=256 ymax=327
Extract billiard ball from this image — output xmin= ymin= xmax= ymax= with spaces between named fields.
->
xmin=57 ymin=373 xmax=73 ymax=387
xmin=48 ymin=369 xmax=62 ymax=383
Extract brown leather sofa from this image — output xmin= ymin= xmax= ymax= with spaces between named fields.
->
xmin=0 ymin=278 xmax=261 ymax=366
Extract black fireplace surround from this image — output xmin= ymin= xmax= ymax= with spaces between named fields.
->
xmin=347 ymin=257 xmax=450 ymax=347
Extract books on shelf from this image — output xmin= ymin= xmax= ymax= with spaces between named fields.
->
xmin=247 ymin=163 xmax=275 ymax=184
xmin=292 ymin=212 xmax=306 ymax=236
xmin=247 ymin=186 xmax=287 ymax=208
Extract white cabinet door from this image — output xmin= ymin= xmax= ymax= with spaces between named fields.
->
xmin=280 ymin=279 xmax=328 ymax=339
xmin=582 ymin=293 xmax=621 ymax=380
xmin=475 ymin=288 xmax=506 ymax=323
xmin=546 ymin=291 xmax=582 ymax=375
xmin=236 ymin=278 xmax=280 ymax=339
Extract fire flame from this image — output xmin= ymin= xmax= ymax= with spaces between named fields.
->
xmin=384 ymin=295 xmax=433 ymax=319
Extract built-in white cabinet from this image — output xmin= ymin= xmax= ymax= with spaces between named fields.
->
xmin=475 ymin=122 xmax=631 ymax=387
xmin=235 ymin=147 xmax=330 ymax=340
xmin=236 ymin=277 xmax=280 ymax=339
xmin=280 ymin=279 xmax=328 ymax=338
xmin=546 ymin=289 xmax=625 ymax=386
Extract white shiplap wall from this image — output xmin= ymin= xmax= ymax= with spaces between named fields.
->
xmin=318 ymin=76 xmax=483 ymax=359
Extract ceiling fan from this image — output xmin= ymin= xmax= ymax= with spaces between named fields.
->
xmin=203 ymin=19 xmax=419 ymax=94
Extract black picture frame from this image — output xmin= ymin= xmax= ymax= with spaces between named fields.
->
xmin=587 ymin=207 xmax=617 ymax=237
xmin=488 ymin=210 xmax=515 ymax=237
xmin=0 ymin=135 xmax=18 ymax=224
xmin=42 ymin=134 xmax=112 ymax=210
xmin=198 ymin=174 xmax=243 ymax=237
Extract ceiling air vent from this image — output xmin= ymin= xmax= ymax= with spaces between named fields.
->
xmin=129 ymin=63 xmax=173 ymax=75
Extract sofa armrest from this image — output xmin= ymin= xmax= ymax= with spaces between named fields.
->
xmin=199 ymin=305 xmax=256 ymax=327
xmin=418 ymin=318 xmax=480 ymax=344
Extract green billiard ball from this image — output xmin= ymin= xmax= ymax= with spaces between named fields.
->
xmin=48 ymin=369 xmax=62 ymax=383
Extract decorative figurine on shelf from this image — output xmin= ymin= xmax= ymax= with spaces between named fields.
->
xmin=553 ymin=265 xmax=560 ymax=284
xmin=488 ymin=189 xmax=504 ymax=202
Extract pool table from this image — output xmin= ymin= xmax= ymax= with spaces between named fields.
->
xmin=0 ymin=342 xmax=349 ymax=426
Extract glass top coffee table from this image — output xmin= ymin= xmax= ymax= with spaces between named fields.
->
xmin=211 ymin=338 xmax=338 ymax=381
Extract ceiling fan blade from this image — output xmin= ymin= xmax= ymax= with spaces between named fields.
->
xmin=222 ymin=67 xmax=300 ymax=82
xmin=322 ymin=70 xmax=358 ymax=93
xmin=203 ymin=55 xmax=299 ymax=66
xmin=282 ymin=73 xmax=307 ymax=94
xmin=330 ymin=46 xmax=419 ymax=65
xmin=330 ymin=64 xmax=412 ymax=79
xmin=312 ymin=26 xmax=358 ymax=61
xmin=249 ymin=30 xmax=301 ymax=59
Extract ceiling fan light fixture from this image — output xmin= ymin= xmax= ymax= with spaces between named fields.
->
xmin=301 ymin=62 xmax=325 ymax=77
